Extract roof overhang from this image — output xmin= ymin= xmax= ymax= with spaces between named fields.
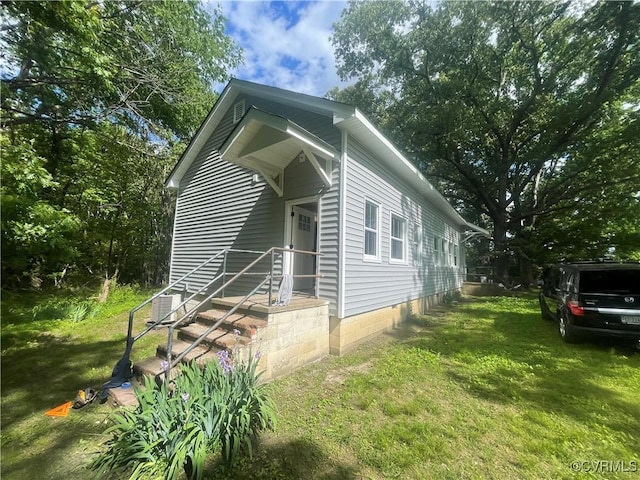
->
xmin=218 ymin=107 xmax=339 ymax=196
xmin=333 ymin=110 xmax=488 ymax=234
xmin=166 ymin=78 xmax=487 ymax=235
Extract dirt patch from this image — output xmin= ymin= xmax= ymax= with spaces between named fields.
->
xmin=323 ymin=360 xmax=374 ymax=386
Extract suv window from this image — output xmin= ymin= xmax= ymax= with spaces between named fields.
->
xmin=580 ymin=270 xmax=640 ymax=295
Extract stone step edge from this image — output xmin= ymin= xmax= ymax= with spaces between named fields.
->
xmin=196 ymin=309 xmax=269 ymax=332
xmin=177 ymin=325 xmax=252 ymax=350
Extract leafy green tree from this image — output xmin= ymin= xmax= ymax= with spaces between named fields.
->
xmin=332 ymin=0 xmax=640 ymax=281
xmin=2 ymin=0 xmax=240 ymax=138
xmin=1 ymin=1 xmax=242 ymax=288
xmin=1 ymin=132 xmax=80 ymax=287
xmin=528 ymin=92 xmax=640 ymax=264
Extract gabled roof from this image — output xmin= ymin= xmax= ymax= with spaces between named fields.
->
xmin=218 ymin=107 xmax=338 ymax=196
xmin=165 ymin=80 xmax=351 ymax=189
xmin=166 ymin=79 xmax=488 ymax=236
xmin=219 ymin=106 xmax=338 ymax=176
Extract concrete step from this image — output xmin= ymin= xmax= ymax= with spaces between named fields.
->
xmin=134 ymin=356 xmax=167 ymax=378
xmin=211 ymin=294 xmax=328 ymax=316
xmin=210 ymin=298 xmax=271 ymax=318
xmin=195 ymin=309 xmax=267 ymax=336
xmin=107 ymin=382 xmax=141 ymax=407
xmin=156 ymin=338 xmax=220 ymax=365
xmin=178 ymin=323 xmax=251 ymax=350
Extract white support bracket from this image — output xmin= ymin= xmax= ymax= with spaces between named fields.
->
xmin=255 ymin=165 xmax=283 ymax=197
xmin=302 ymin=147 xmax=332 ymax=187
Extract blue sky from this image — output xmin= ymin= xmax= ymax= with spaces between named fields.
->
xmin=210 ymin=1 xmax=350 ymax=96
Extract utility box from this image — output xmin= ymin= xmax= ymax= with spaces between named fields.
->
xmin=150 ymin=294 xmax=182 ymax=325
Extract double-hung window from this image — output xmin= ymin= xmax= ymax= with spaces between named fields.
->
xmin=364 ymin=200 xmax=380 ymax=260
xmin=390 ymin=213 xmax=406 ymax=262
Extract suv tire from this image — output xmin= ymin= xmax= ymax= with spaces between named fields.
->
xmin=559 ymin=312 xmax=579 ymax=343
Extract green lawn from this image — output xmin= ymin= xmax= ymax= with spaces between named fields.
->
xmin=2 ymin=293 xmax=639 ymax=479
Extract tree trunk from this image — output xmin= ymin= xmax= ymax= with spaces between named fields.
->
xmin=98 ymin=276 xmax=110 ymax=303
xmin=492 ymin=219 xmax=511 ymax=285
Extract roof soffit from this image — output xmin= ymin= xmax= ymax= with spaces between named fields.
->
xmin=218 ymin=107 xmax=339 ymax=194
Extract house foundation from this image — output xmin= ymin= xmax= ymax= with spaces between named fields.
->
xmin=328 ymin=292 xmax=449 ymax=356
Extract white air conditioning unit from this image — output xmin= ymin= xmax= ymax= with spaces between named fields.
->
xmin=151 ymin=294 xmax=182 ymax=324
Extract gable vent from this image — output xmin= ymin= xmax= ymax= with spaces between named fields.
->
xmin=233 ymin=100 xmax=246 ymax=123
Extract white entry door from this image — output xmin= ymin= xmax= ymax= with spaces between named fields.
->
xmin=291 ymin=205 xmax=316 ymax=291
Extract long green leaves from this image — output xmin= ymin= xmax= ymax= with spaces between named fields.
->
xmin=91 ymin=352 xmax=275 ymax=479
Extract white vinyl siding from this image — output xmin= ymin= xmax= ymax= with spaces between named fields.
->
xmin=363 ymin=199 xmax=380 ymax=261
xmin=343 ymin=138 xmax=466 ymax=318
xmin=390 ymin=213 xmax=406 ymax=263
xmin=170 ymin=96 xmax=341 ymax=314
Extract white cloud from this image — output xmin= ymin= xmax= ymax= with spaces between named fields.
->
xmin=209 ymin=1 xmax=350 ymax=96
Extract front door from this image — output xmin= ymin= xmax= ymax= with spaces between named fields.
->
xmin=289 ymin=204 xmax=317 ymax=292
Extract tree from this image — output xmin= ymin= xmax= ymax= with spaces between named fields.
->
xmin=1 ymin=1 xmax=242 ymax=288
xmin=332 ymin=0 xmax=640 ymax=281
xmin=0 ymin=133 xmax=80 ymax=286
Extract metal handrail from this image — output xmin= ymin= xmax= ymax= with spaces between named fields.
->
xmin=133 ymin=272 xmax=225 ymax=341
xmin=125 ymin=249 xmax=226 ymax=342
xmin=163 ymin=247 xmax=279 ymax=377
xmin=167 ymin=247 xmax=280 ymax=329
xmin=167 ymin=277 xmax=270 ymax=370
xmin=123 ymin=245 xmax=323 ymax=379
xmin=125 ymin=248 xmax=273 ymax=346
xmin=163 ymin=246 xmax=323 ymax=377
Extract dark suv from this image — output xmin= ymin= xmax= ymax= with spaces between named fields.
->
xmin=539 ymin=262 xmax=640 ymax=344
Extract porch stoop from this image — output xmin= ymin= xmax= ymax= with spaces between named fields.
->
xmin=107 ymin=294 xmax=329 ymax=407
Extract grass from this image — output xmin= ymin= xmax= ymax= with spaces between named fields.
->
xmin=2 ymin=293 xmax=639 ymax=479
xmin=1 ymin=284 xmax=164 ymax=479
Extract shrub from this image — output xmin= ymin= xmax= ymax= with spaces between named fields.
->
xmin=443 ymin=290 xmax=463 ymax=305
xmin=91 ymin=351 xmax=275 ymax=479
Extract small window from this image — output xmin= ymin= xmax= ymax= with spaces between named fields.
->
xmin=433 ymin=236 xmax=439 ymax=264
xmin=454 ymin=243 xmax=458 ymax=266
xmin=298 ymin=214 xmax=311 ymax=232
xmin=364 ymin=200 xmax=380 ymax=260
xmin=390 ymin=214 xmax=406 ymax=262
xmin=233 ymin=100 xmax=245 ymax=123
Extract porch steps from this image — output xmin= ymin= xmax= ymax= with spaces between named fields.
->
xmin=107 ymin=299 xmax=268 ymax=407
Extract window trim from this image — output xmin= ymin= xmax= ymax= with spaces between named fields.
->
xmin=363 ymin=198 xmax=381 ymax=262
xmin=389 ymin=212 xmax=407 ymax=264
